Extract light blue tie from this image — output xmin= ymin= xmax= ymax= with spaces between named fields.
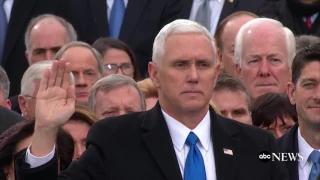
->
xmin=195 ymin=0 xmax=211 ymax=31
xmin=309 ymin=150 xmax=320 ymax=180
xmin=0 ymin=0 xmax=7 ymax=62
xmin=184 ymin=132 xmax=206 ymax=180
xmin=109 ymin=0 xmax=125 ymax=39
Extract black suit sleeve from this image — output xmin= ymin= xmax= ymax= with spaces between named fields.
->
xmin=14 ymin=123 xmax=109 ymax=180
xmin=268 ymin=134 xmax=289 ymax=180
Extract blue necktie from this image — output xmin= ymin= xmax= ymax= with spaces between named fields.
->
xmin=184 ymin=132 xmax=206 ymax=180
xmin=309 ymin=150 xmax=320 ymax=180
xmin=0 ymin=0 xmax=7 ymax=62
xmin=109 ymin=0 xmax=125 ymax=39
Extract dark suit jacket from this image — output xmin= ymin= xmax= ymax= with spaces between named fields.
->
xmin=180 ymin=0 xmax=275 ymax=27
xmin=273 ymin=0 xmax=320 ymax=36
xmin=0 ymin=106 xmax=24 ymax=134
xmin=276 ymin=124 xmax=299 ymax=180
xmin=66 ymin=0 xmax=183 ymax=77
xmin=14 ymin=103 xmax=288 ymax=180
xmin=1 ymin=0 xmax=74 ymax=97
xmin=9 ymin=95 xmax=22 ymax=114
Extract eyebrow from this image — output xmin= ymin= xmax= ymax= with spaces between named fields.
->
xmin=301 ymin=78 xmax=317 ymax=84
xmin=34 ymin=46 xmax=62 ymax=51
xmin=232 ymin=108 xmax=247 ymax=113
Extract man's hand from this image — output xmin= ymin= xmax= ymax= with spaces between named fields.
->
xmin=31 ymin=59 xmax=76 ymax=157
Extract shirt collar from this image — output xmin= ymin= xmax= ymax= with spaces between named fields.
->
xmin=162 ymin=109 xmax=211 ymax=152
xmin=297 ymin=127 xmax=316 ymax=168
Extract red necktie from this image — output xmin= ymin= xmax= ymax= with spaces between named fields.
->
xmin=306 ymin=16 xmax=312 ymax=29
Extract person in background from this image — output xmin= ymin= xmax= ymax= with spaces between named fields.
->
xmin=214 ymin=11 xmax=258 ymax=77
xmin=88 ymin=74 xmax=146 ymax=119
xmin=277 ymin=43 xmax=320 ymax=180
xmin=212 ymin=73 xmax=252 ymax=125
xmin=137 ymin=78 xmax=158 ymax=110
xmin=0 ymin=106 xmax=23 ymax=135
xmin=235 ymin=18 xmax=295 ymax=101
xmin=0 ymin=65 xmax=11 ymax=109
xmin=272 ymin=0 xmax=320 ymax=36
xmin=92 ymin=38 xmax=140 ymax=81
xmin=18 ymin=61 xmax=54 ymax=120
xmin=24 ymin=14 xmax=77 ymax=65
xmin=0 ymin=120 xmax=74 ymax=180
xmin=295 ymin=35 xmax=320 ymax=52
xmin=62 ymin=104 xmax=98 ymax=161
xmin=251 ymin=92 xmax=297 ymax=138
xmin=53 ymin=41 xmax=104 ymax=104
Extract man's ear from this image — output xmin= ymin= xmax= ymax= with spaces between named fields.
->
xmin=5 ymin=99 xmax=11 ymax=109
xmin=287 ymin=82 xmax=296 ymax=105
xmin=148 ymin=62 xmax=160 ymax=88
xmin=18 ymin=95 xmax=27 ymax=117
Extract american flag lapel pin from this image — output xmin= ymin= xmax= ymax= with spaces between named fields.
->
xmin=223 ymin=148 xmax=233 ymax=155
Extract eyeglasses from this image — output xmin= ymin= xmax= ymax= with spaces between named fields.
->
xmin=24 ymin=95 xmax=36 ymax=99
xmin=104 ymin=63 xmax=134 ymax=75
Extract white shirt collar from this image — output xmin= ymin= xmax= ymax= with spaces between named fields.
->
xmin=297 ymin=127 xmax=317 ymax=168
xmin=162 ymin=109 xmax=211 ymax=152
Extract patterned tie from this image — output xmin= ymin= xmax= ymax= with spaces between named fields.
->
xmin=0 ymin=0 xmax=7 ymax=62
xmin=109 ymin=0 xmax=125 ymax=39
xmin=309 ymin=150 xmax=320 ymax=180
xmin=194 ymin=0 xmax=211 ymax=31
xmin=184 ymin=132 xmax=206 ymax=180
xmin=306 ymin=16 xmax=312 ymax=29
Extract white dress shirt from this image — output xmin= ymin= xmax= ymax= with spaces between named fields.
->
xmin=298 ymin=128 xmax=320 ymax=180
xmin=3 ymin=0 xmax=13 ymax=22
xmin=189 ymin=0 xmax=225 ymax=35
xmin=162 ymin=109 xmax=216 ymax=180
xmin=303 ymin=13 xmax=319 ymax=24
xmin=106 ymin=0 xmax=128 ymax=21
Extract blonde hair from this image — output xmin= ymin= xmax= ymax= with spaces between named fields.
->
xmin=209 ymin=100 xmax=221 ymax=115
xmin=137 ymin=78 xmax=158 ymax=98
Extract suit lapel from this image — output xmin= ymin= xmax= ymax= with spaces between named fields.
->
xmin=119 ymin=0 xmax=148 ymax=42
xmin=141 ymin=103 xmax=182 ymax=180
xmin=3 ymin=0 xmax=36 ymax=63
xmin=180 ymin=0 xmax=193 ymax=19
xmin=211 ymin=110 xmax=240 ymax=180
xmin=89 ymin=0 xmax=109 ymax=37
xmin=218 ymin=0 xmax=237 ymax=24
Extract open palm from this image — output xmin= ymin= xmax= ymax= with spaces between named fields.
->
xmin=35 ymin=60 xmax=76 ymax=130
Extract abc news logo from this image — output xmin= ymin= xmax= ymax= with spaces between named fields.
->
xmin=259 ymin=151 xmax=303 ymax=162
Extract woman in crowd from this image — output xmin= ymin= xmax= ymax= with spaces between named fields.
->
xmin=251 ymin=92 xmax=298 ymax=138
xmin=137 ymin=78 xmax=158 ymax=110
xmin=92 ymin=38 xmax=140 ymax=81
xmin=62 ymin=104 xmax=98 ymax=161
xmin=0 ymin=120 xmax=74 ymax=180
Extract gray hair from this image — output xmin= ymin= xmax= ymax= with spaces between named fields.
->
xmin=213 ymin=73 xmax=251 ymax=106
xmin=152 ymin=19 xmax=217 ymax=64
xmin=234 ymin=18 xmax=296 ymax=67
xmin=20 ymin=60 xmax=54 ymax=96
xmin=54 ymin=41 xmax=104 ymax=75
xmin=88 ymin=74 xmax=146 ymax=111
xmin=25 ymin=14 xmax=77 ymax=52
xmin=295 ymin=35 xmax=320 ymax=51
xmin=20 ymin=60 xmax=75 ymax=96
xmin=0 ymin=65 xmax=10 ymax=99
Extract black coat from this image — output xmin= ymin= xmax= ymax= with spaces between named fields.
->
xmin=0 ymin=106 xmax=23 ymax=134
xmin=14 ymin=103 xmax=288 ymax=180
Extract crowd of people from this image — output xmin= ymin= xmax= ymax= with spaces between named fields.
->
xmin=0 ymin=0 xmax=319 ymax=180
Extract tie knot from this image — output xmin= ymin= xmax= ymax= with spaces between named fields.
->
xmin=186 ymin=132 xmax=199 ymax=146
xmin=310 ymin=150 xmax=320 ymax=164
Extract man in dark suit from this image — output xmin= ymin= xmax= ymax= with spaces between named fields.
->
xmin=0 ymin=0 xmax=73 ymax=97
xmin=66 ymin=0 xmax=183 ymax=77
xmin=0 ymin=106 xmax=23 ymax=134
xmin=277 ymin=43 xmax=320 ymax=180
xmin=180 ymin=0 xmax=275 ymax=35
xmin=14 ymin=19 xmax=288 ymax=180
